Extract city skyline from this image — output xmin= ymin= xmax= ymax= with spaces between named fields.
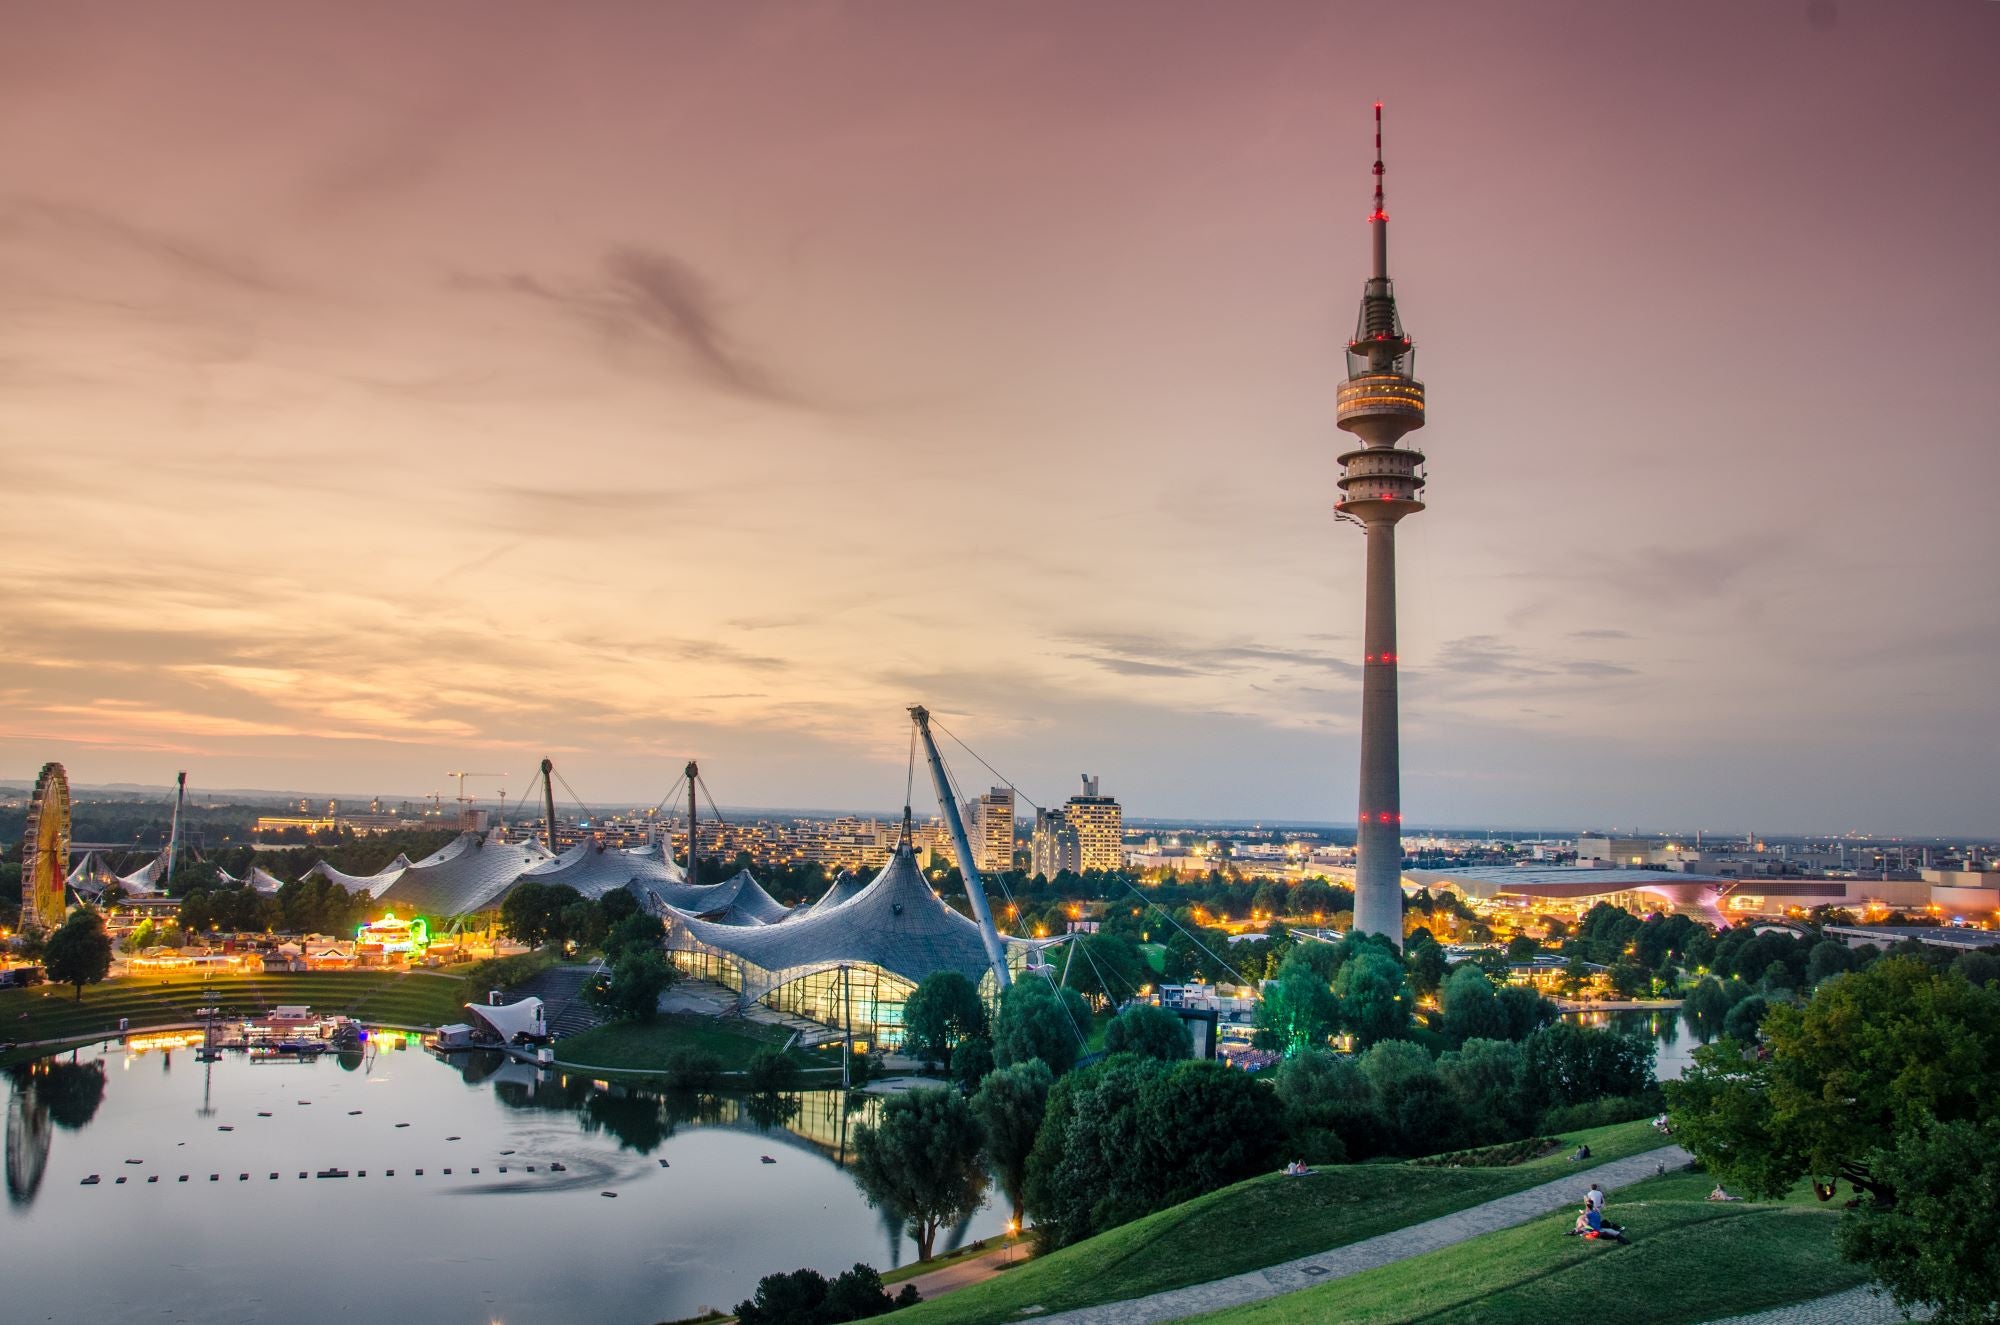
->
xmin=3 ymin=3 xmax=1997 ymax=835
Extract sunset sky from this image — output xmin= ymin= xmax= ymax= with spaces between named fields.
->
xmin=2 ymin=2 xmax=1995 ymax=834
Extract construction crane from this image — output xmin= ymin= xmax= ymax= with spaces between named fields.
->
xmin=909 ymin=706 xmax=1011 ymax=991
xmin=445 ymin=771 xmax=505 ymax=830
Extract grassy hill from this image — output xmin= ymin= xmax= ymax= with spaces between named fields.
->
xmin=893 ymin=1120 xmax=1670 ymax=1325
xmin=1189 ymin=1169 xmax=1867 ymax=1325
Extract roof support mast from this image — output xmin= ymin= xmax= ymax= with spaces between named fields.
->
xmin=165 ymin=771 xmax=187 ymax=891
xmin=540 ymin=758 xmax=559 ymax=853
xmin=909 ymin=706 xmax=1011 ymax=991
xmin=685 ymin=759 xmax=700 ymax=882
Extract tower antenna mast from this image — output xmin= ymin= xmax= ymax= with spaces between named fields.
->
xmin=1334 ymin=101 xmax=1428 ymax=949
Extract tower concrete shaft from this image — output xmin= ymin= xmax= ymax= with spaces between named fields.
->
xmin=1335 ymin=103 xmax=1426 ymax=950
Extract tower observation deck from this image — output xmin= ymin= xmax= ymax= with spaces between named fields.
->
xmin=1336 ymin=104 xmax=1426 ymax=950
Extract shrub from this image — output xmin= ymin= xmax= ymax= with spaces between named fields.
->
xmin=747 ymin=1049 xmax=801 ymax=1095
xmin=664 ymin=1047 xmax=724 ymax=1093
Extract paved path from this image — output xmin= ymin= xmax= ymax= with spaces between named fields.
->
xmin=1026 ymin=1145 xmax=1691 ymax=1325
xmin=902 ymin=1243 xmax=1023 ymax=1300
xmin=1697 ymin=1285 xmax=1927 ymax=1325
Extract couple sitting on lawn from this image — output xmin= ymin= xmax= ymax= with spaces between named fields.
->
xmin=1567 ymin=1183 xmax=1629 ymax=1244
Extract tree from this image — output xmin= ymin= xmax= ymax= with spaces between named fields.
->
xmin=1522 ymin=1021 xmax=1655 ymax=1110
xmin=1271 ymin=1049 xmax=1376 ymax=1162
xmin=1806 ymin=939 xmax=1856 ymax=987
xmin=993 ymin=980 xmax=1089 ymax=1075
xmin=1440 ymin=965 xmax=1509 ymax=1045
xmin=1403 ymin=932 xmax=1448 ymax=998
xmin=1666 ymin=958 xmax=2000 ymax=1208
xmin=901 ymin=971 xmax=989 ymax=1075
xmin=1496 ymin=984 xmax=1557 ymax=1040
xmin=1254 ymin=953 xmax=1340 ymax=1057
xmin=1130 ymin=1059 xmax=1285 ymax=1206
xmin=499 ymin=881 xmax=583 ymax=948
xmin=1023 ymin=1056 xmax=1282 ymax=1248
xmin=1070 ymin=932 xmax=1148 ymax=1004
xmin=734 ymin=1262 xmax=910 ymax=1325
xmin=852 ymin=1086 xmax=989 ymax=1261
xmin=587 ymin=948 xmax=675 ymax=1021
xmin=747 ymin=1049 xmax=801 ymax=1095
xmin=1835 ymin=1118 xmax=2000 ymax=1325
xmin=1679 ymin=975 xmax=1751 ymax=1043
xmin=1722 ymin=992 xmax=1772 ymax=1042
xmin=43 ymin=909 xmax=112 ymax=1002
xmin=1438 ymin=1038 xmax=1532 ymax=1144
xmin=1335 ymin=948 xmax=1410 ymax=1047
xmin=971 ymin=1058 xmax=1053 ymax=1223
xmin=1103 ymin=1003 xmax=1192 ymax=1061
xmin=602 ymin=911 xmax=665 ymax=964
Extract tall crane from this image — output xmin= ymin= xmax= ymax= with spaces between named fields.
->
xmin=445 ymin=771 xmax=505 ymax=831
xmin=909 ymin=706 xmax=1011 ymax=991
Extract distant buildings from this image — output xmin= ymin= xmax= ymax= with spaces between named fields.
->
xmin=1032 ymin=775 xmax=1122 ymax=877
xmin=1031 ymin=807 xmax=1078 ymax=879
xmin=966 ymin=786 xmax=1016 ymax=874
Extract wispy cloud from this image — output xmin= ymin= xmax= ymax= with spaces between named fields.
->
xmin=472 ymin=246 xmax=801 ymax=405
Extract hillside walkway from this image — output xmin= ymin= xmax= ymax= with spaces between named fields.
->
xmin=1023 ymin=1145 xmax=1691 ymax=1325
xmin=1697 ymin=1286 xmax=1928 ymax=1324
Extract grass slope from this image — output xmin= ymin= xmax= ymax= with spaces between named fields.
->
xmin=1191 ymin=1170 xmax=1867 ymax=1325
xmin=891 ymin=1120 xmax=1666 ymax=1325
xmin=554 ymin=1014 xmax=815 ymax=1073
xmin=0 ymin=969 xmax=474 ymax=1063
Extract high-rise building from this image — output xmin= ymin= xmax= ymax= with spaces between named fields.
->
xmin=1334 ymin=105 xmax=1428 ymax=950
xmin=1063 ymin=774 xmax=1123 ymax=873
xmin=1031 ymin=806 xmax=1079 ymax=879
xmin=966 ymin=786 xmax=1016 ymax=874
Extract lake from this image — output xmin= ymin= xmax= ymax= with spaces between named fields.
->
xmin=4 ymin=1035 xmax=1004 ymax=1325
xmin=1561 ymin=1007 xmax=1697 ymax=1081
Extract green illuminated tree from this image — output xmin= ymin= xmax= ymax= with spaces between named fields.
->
xmin=1254 ymin=953 xmax=1339 ymax=1057
xmin=1335 ymin=948 xmax=1411 ymax=1047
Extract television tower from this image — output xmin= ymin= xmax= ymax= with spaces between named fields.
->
xmin=1335 ymin=103 xmax=1426 ymax=949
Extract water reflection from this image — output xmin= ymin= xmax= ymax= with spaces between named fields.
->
xmin=1 ymin=1040 xmax=1001 ymax=1323
xmin=1560 ymin=1008 xmax=1695 ymax=1081
xmin=5 ymin=1086 xmax=51 ymax=1205
xmin=5 ymin=1060 xmax=106 ymax=1206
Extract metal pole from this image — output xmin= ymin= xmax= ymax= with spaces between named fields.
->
xmin=909 ymin=706 xmax=1011 ymax=990
xmin=540 ymin=758 xmax=559 ymax=854
xmin=685 ymin=760 xmax=700 ymax=882
xmin=165 ymin=771 xmax=187 ymax=890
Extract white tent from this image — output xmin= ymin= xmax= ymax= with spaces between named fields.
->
xmin=463 ymin=997 xmax=547 ymax=1043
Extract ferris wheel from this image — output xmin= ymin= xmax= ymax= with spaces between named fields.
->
xmin=21 ymin=762 xmax=71 ymax=933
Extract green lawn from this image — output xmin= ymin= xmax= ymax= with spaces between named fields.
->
xmin=0 ymin=968 xmax=474 ymax=1064
xmin=1189 ymin=1170 xmax=1867 ymax=1325
xmin=891 ymin=1120 xmax=1669 ymax=1325
xmin=554 ymin=1014 xmax=821 ymax=1074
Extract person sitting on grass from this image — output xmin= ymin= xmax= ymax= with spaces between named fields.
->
xmin=1569 ymin=1143 xmax=1592 ymax=1162
xmin=1707 ymin=1183 xmax=1743 ymax=1202
xmin=1583 ymin=1206 xmax=1628 ymax=1244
